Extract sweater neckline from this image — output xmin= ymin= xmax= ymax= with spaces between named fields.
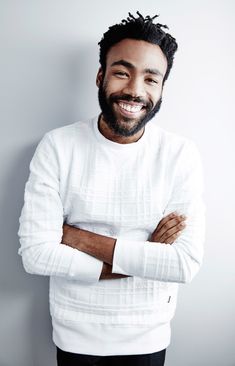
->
xmin=92 ymin=115 xmax=148 ymax=151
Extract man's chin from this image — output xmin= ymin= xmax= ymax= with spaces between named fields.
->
xmin=116 ymin=117 xmax=141 ymax=127
xmin=101 ymin=103 xmax=158 ymax=137
xmin=113 ymin=119 xmax=146 ymax=137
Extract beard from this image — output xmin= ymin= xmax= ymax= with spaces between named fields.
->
xmin=98 ymin=82 xmax=162 ymax=137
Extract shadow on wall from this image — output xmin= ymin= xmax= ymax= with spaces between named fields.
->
xmin=0 ymin=41 xmax=99 ymax=366
xmin=0 ymin=144 xmax=56 ymax=366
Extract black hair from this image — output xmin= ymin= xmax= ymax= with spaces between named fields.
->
xmin=98 ymin=11 xmax=178 ymax=83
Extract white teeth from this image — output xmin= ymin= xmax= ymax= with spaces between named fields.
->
xmin=119 ymin=102 xmax=142 ymax=113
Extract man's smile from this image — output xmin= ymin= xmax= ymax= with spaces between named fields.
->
xmin=115 ymin=100 xmax=146 ymax=118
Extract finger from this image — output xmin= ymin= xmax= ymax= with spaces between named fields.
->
xmin=156 ymin=212 xmax=178 ymax=232
xmin=156 ymin=213 xmax=186 ymax=232
xmin=159 ymin=221 xmax=186 ymax=243
xmin=152 ymin=217 xmax=182 ymax=242
xmin=156 ymin=216 xmax=186 ymax=240
xmin=161 ymin=221 xmax=186 ymax=240
xmin=164 ymin=231 xmax=182 ymax=244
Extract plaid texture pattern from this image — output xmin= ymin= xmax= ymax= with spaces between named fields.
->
xmin=18 ymin=116 xmax=205 ymax=352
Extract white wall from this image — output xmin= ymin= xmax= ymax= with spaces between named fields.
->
xmin=1 ymin=1 xmax=234 ymax=365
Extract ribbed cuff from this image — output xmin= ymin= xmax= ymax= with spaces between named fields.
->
xmin=69 ymin=250 xmax=103 ymax=284
xmin=112 ymin=239 xmax=145 ymax=277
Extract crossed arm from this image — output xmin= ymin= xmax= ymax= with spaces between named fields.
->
xmin=18 ymin=133 xmax=204 ymax=284
xmin=62 ymin=213 xmax=186 ymax=280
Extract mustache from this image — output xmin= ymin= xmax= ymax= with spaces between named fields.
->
xmin=109 ymin=94 xmax=153 ymax=109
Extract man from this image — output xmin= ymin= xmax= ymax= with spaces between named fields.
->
xmin=18 ymin=11 xmax=205 ymax=366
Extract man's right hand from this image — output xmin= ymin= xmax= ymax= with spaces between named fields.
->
xmin=151 ymin=212 xmax=186 ymax=244
xmin=100 ymin=212 xmax=186 ymax=280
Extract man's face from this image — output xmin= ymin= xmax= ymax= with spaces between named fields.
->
xmin=97 ymin=39 xmax=168 ymax=138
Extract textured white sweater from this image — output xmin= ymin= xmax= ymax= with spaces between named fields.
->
xmin=18 ymin=116 xmax=205 ymax=355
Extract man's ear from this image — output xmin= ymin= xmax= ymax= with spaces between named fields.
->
xmin=96 ymin=67 xmax=103 ymax=87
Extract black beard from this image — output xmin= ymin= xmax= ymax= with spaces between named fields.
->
xmin=98 ymin=83 xmax=162 ymax=137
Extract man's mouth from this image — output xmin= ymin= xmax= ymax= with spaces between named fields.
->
xmin=116 ymin=101 xmax=145 ymax=116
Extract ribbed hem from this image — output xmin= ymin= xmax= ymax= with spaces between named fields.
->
xmin=52 ymin=317 xmax=171 ymax=356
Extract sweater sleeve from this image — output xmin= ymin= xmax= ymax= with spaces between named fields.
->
xmin=18 ymin=132 xmax=103 ymax=283
xmin=112 ymin=141 xmax=205 ymax=284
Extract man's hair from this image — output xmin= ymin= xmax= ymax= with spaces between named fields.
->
xmin=98 ymin=11 xmax=178 ymax=83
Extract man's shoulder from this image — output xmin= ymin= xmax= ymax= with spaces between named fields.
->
xmin=46 ymin=118 xmax=93 ymax=144
xmin=148 ymin=122 xmax=195 ymax=152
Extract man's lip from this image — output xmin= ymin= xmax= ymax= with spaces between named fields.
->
xmin=117 ymin=100 xmax=145 ymax=107
xmin=115 ymin=101 xmax=145 ymax=117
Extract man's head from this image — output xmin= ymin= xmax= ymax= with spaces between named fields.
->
xmin=96 ymin=12 xmax=178 ymax=141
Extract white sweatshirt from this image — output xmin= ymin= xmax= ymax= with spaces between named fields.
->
xmin=18 ymin=116 xmax=205 ymax=355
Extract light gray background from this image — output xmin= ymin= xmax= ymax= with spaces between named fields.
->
xmin=0 ymin=0 xmax=234 ymax=365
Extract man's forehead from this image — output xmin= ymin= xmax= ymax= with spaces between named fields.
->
xmin=106 ymin=38 xmax=167 ymax=75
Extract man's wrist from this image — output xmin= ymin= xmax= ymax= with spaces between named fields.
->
xmin=99 ymin=262 xmax=129 ymax=280
xmin=62 ymin=224 xmax=81 ymax=249
xmin=62 ymin=224 xmax=116 ymax=265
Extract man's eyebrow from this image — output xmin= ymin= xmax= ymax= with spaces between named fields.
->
xmin=111 ymin=60 xmax=164 ymax=78
xmin=111 ymin=60 xmax=134 ymax=69
xmin=144 ymin=68 xmax=164 ymax=78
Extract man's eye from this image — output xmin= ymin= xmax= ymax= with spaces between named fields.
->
xmin=146 ymin=78 xmax=158 ymax=85
xmin=114 ymin=71 xmax=129 ymax=78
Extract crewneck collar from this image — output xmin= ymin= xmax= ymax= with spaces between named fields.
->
xmin=92 ymin=115 xmax=148 ymax=151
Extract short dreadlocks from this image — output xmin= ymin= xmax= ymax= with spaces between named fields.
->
xmin=98 ymin=11 xmax=178 ymax=83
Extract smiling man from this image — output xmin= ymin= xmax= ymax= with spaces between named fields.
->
xmin=18 ymin=12 xmax=205 ymax=366
xmin=97 ymin=38 xmax=166 ymax=142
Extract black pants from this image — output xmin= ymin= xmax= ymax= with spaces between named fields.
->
xmin=57 ymin=347 xmax=166 ymax=366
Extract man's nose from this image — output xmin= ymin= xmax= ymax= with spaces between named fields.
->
xmin=122 ymin=77 xmax=145 ymax=98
